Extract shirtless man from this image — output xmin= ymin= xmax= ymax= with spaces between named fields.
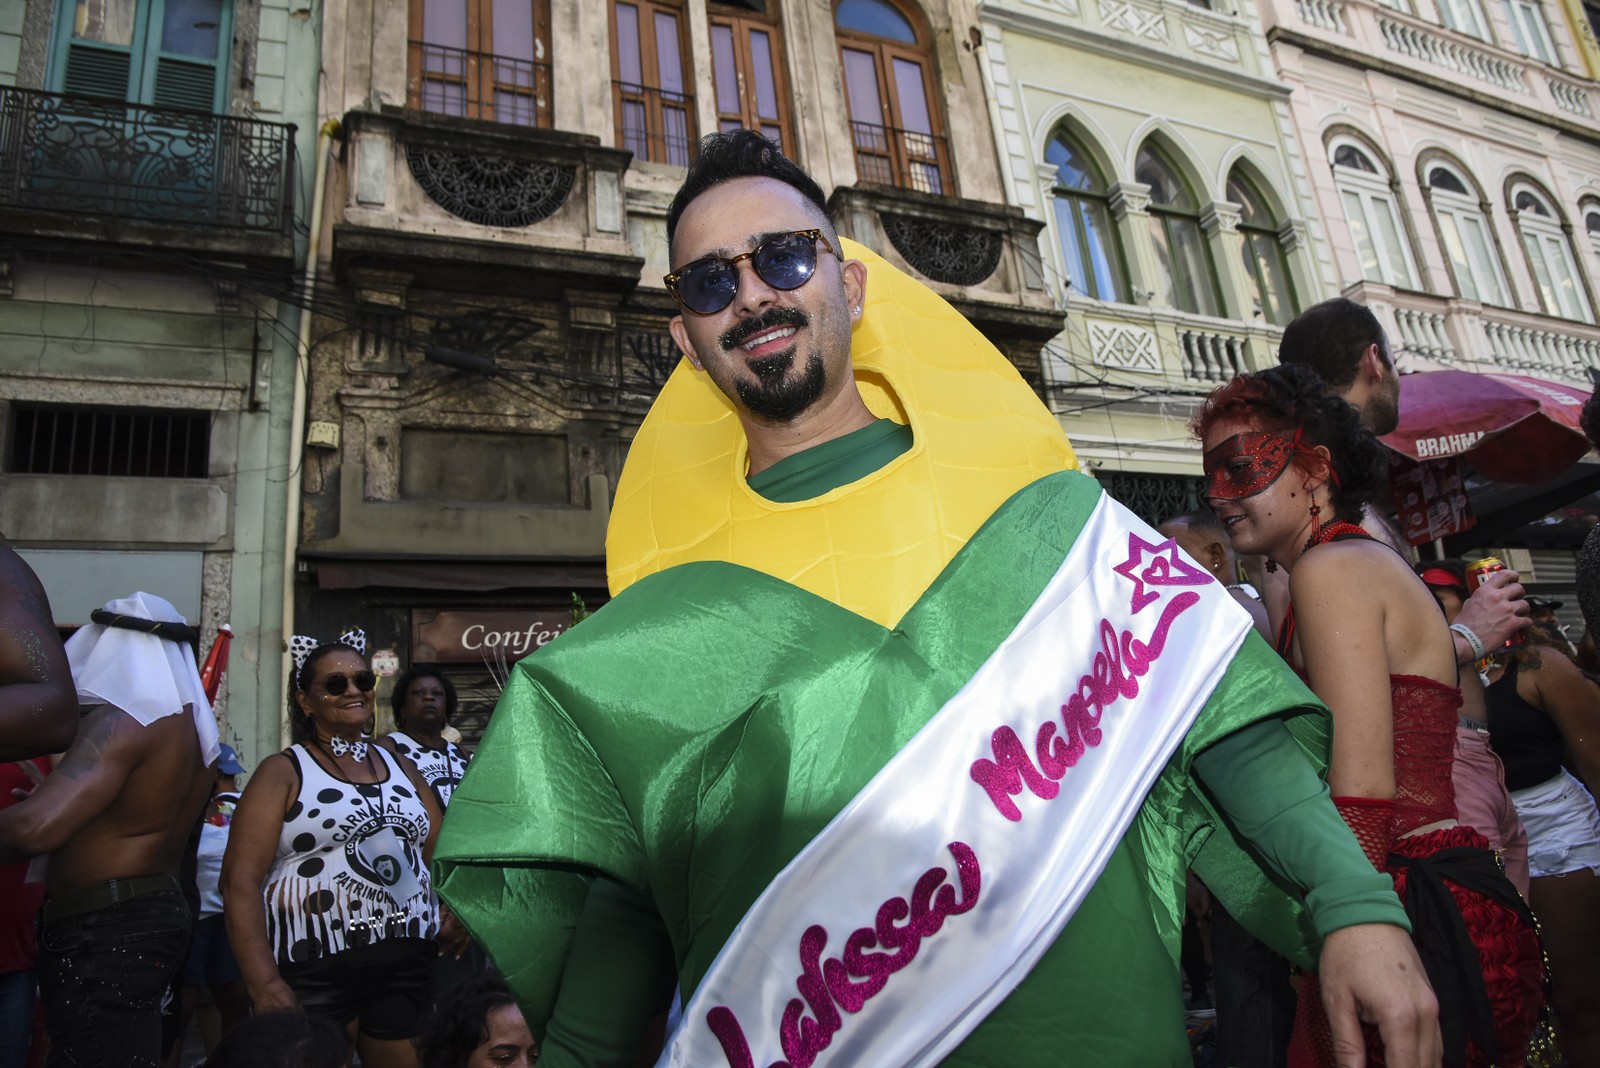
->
xmin=0 ymin=592 xmax=218 ymax=1068
xmin=0 ymin=539 xmax=77 ymax=760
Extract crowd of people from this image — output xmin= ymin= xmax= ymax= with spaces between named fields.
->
xmin=1 ymin=129 xmax=1600 ymax=1068
xmin=0 ymin=577 xmax=534 ymax=1066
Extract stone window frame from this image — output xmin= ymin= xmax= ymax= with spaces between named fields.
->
xmin=1325 ymin=130 xmax=1423 ymax=290
xmin=1134 ymin=136 xmax=1224 ymax=318
xmin=834 ymin=0 xmax=955 ymax=197
xmin=1224 ymin=162 xmax=1301 ymax=325
xmin=1504 ymin=174 xmax=1597 ymax=323
xmin=406 ymin=0 xmax=555 ymax=129
xmin=1501 ymin=0 xmax=1559 ymax=64
xmin=610 ymin=0 xmax=698 ymax=167
xmin=1414 ymin=151 xmax=1515 ymax=309
xmin=1041 ymin=123 xmax=1132 ymax=305
xmin=706 ymin=1 xmax=797 ymax=155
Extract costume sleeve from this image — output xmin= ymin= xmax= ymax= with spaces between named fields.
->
xmin=542 ymin=878 xmax=677 ymax=1068
xmin=1192 ymin=721 xmax=1410 ymax=938
xmin=433 ymin=664 xmax=648 ymax=1040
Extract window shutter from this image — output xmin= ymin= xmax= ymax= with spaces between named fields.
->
xmin=152 ymin=57 xmax=220 ymax=111
xmin=61 ymin=45 xmax=134 ymax=100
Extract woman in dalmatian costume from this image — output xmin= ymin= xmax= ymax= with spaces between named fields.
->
xmin=222 ymin=631 xmax=468 ymax=1068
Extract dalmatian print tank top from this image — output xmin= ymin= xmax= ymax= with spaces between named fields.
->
xmin=263 ymin=745 xmax=438 ymax=963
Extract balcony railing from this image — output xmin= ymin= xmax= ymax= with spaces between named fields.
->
xmin=1393 ymin=306 xmax=1456 ymax=362
xmin=0 ymin=85 xmax=295 ymax=233
xmin=1294 ymin=0 xmax=1349 ymax=31
xmin=613 ymin=81 xmax=695 ymax=168
xmin=409 ymin=40 xmax=551 ymax=129
xmin=1349 ymin=282 xmax=1600 ymax=383
xmin=849 ymin=121 xmax=951 ymax=197
xmin=1547 ymin=76 xmax=1595 ymax=117
xmin=1376 ymin=15 xmax=1528 ymax=92
xmin=1483 ymin=318 xmax=1600 ymax=378
xmin=1179 ymin=323 xmax=1257 ymax=381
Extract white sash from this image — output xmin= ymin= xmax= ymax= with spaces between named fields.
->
xmin=658 ymin=496 xmax=1254 ymax=1068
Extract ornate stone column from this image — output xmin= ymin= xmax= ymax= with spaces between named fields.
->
xmin=1108 ymin=180 xmax=1159 ymax=305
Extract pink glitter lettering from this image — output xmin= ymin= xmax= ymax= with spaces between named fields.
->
xmin=711 ymin=842 xmax=980 ymax=1068
xmin=970 ymin=591 xmax=1200 ymax=821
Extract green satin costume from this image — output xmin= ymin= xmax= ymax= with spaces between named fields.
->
xmin=434 ymin=455 xmax=1406 ymax=1067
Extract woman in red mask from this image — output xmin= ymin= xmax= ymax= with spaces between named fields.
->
xmin=1194 ymin=365 xmax=1543 ymax=1067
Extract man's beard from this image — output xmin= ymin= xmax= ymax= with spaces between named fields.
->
xmin=736 ymin=351 xmax=827 ymax=423
xmin=1365 ymin=388 xmax=1400 ymax=435
xmin=719 ymin=308 xmax=827 ymax=423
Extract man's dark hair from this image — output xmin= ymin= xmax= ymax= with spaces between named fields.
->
xmin=391 ymin=665 xmax=459 ymax=727
xmin=665 ymin=130 xmax=833 ymax=250
xmin=1278 ymin=298 xmax=1389 ymax=390
xmin=416 ymin=975 xmax=524 ymax=1068
xmin=1581 ymin=388 xmax=1600 ymax=452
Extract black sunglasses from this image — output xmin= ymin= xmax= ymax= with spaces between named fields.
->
xmin=319 ymin=671 xmax=377 ymax=696
xmin=664 ymin=229 xmax=841 ymax=315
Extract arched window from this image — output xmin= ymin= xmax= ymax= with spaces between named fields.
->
xmin=1330 ymin=139 xmax=1418 ymax=288
xmin=709 ymin=1 xmax=794 ymax=154
xmin=1586 ymin=204 xmax=1600 ymax=256
xmin=835 ymin=0 xmax=949 ymax=195
xmin=1425 ymin=163 xmax=1509 ymax=306
xmin=1227 ymin=169 xmax=1298 ymax=325
xmin=410 ymin=0 xmax=553 ymax=127
xmin=1046 ymin=132 xmax=1128 ymax=303
xmin=611 ymin=0 xmax=696 ymax=165
xmin=1136 ymin=143 xmax=1220 ymax=316
xmin=1511 ymin=183 xmax=1594 ymax=322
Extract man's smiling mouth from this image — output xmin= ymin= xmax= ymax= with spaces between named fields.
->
xmin=742 ymin=326 xmax=797 ymax=352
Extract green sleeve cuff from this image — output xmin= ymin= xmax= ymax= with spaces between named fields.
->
xmin=1193 ymin=720 xmax=1411 ymax=938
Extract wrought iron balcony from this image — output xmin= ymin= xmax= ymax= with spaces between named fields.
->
xmin=0 ymin=86 xmax=296 ymax=236
xmin=612 ymin=81 xmax=695 ymax=168
xmin=409 ymin=40 xmax=552 ymax=129
xmin=849 ymin=121 xmax=951 ymax=197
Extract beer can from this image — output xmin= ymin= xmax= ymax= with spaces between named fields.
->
xmin=1465 ymin=556 xmax=1526 ymax=648
xmin=1465 ymin=556 xmax=1504 ymax=594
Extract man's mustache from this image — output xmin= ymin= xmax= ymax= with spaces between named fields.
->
xmin=720 ymin=308 xmax=809 ymax=352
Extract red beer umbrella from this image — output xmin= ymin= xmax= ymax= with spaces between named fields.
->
xmin=1380 ymin=370 xmax=1591 ymax=483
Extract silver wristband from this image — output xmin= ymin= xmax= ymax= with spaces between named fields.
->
xmin=1449 ymin=622 xmax=1486 ymax=662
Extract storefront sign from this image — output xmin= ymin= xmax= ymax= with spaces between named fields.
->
xmin=1391 ymin=452 xmax=1475 ymax=547
xmin=412 ymin=609 xmax=571 ymax=665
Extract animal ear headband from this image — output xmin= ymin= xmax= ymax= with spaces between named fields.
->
xmin=289 ymin=629 xmax=368 ymax=673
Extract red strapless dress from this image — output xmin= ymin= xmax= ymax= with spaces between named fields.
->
xmin=1287 ymin=673 xmax=1545 ymax=1068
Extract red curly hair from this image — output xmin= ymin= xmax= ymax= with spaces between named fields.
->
xmin=1192 ymin=365 xmax=1388 ymax=523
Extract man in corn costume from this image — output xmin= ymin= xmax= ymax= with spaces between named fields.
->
xmin=434 ymin=132 xmax=1440 ymax=1068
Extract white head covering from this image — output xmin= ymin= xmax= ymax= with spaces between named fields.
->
xmin=64 ymin=592 xmax=222 ymax=765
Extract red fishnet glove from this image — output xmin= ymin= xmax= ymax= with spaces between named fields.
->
xmin=1332 ymin=796 xmax=1395 ymax=870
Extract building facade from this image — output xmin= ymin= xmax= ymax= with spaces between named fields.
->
xmin=977 ymin=0 xmax=1600 ymax=607
xmin=1261 ymin=0 xmax=1600 ymax=598
xmin=298 ymin=0 xmax=1066 ymax=743
xmin=977 ymin=0 xmax=1336 ymax=521
xmin=0 ymin=0 xmax=322 ymax=764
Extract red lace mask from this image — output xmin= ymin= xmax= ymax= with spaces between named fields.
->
xmin=1202 ymin=431 xmax=1298 ymax=501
